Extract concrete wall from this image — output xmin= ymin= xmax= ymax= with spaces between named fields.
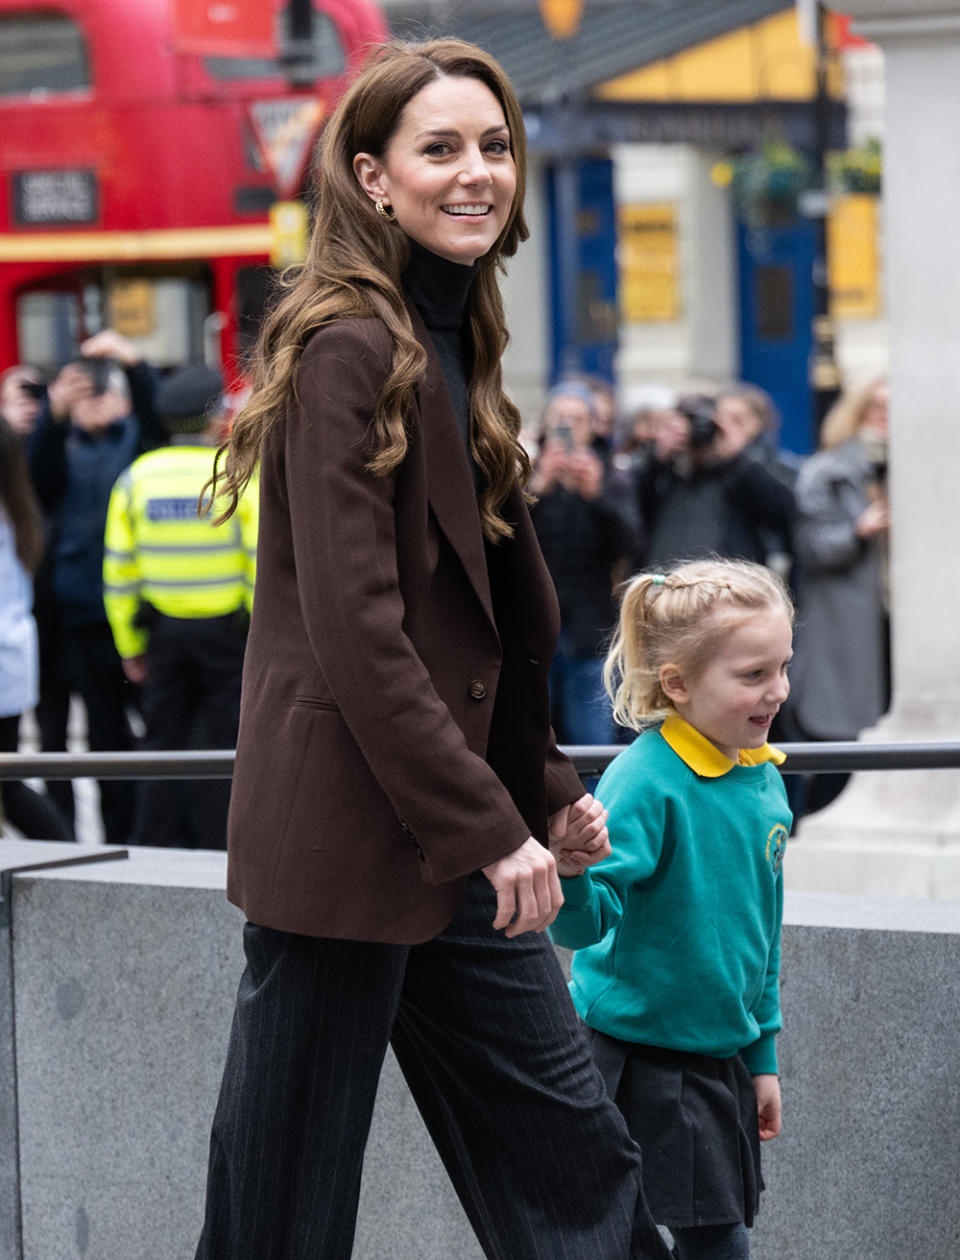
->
xmin=1 ymin=840 xmax=958 ymax=1260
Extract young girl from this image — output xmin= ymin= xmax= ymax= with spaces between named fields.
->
xmin=550 ymin=557 xmax=794 ymax=1260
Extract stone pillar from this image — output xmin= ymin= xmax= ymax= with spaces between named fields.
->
xmin=788 ymin=2 xmax=960 ymax=898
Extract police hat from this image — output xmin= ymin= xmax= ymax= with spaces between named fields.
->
xmin=155 ymin=365 xmax=224 ymax=433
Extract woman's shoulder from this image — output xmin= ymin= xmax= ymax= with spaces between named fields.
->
xmin=797 ymin=439 xmax=865 ymax=485
xmin=300 ymin=316 xmax=393 ymax=366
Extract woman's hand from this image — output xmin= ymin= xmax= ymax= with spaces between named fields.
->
xmin=753 ymin=1073 xmax=782 ymax=1141
xmin=856 ymin=498 xmax=889 ymax=539
xmin=482 ymin=837 xmax=563 ymax=937
xmin=548 ymin=793 xmax=610 ymax=878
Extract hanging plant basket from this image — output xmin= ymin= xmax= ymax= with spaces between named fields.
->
xmin=828 ymin=138 xmax=882 ymax=195
xmin=730 ymin=142 xmax=813 ymax=227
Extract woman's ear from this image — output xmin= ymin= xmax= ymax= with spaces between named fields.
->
xmin=353 ymin=152 xmax=386 ymax=202
xmin=659 ymin=663 xmax=688 ymax=705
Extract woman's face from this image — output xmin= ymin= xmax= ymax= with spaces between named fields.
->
xmin=354 ymin=74 xmax=517 ymax=265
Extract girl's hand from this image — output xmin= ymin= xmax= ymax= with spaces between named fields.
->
xmin=753 ymin=1074 xmax=782 ymax=1141
xmin=548 ymin=793 xmax=610 ymax=878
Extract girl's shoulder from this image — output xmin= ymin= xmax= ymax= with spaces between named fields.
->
xmin=597 ymin=725 xmax=680 ymax=802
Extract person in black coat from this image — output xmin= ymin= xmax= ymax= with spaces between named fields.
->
xmin=28 ymin=329 xmax=164 ymax=843
xmin=637 ymin=391 xmax=794 ymax=572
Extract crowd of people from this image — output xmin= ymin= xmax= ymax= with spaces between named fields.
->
xmin=0 ymin=335 xmax=256 ymax=848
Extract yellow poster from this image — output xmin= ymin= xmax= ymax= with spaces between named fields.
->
xmin=828 ymin=194 xmax=881 ymax=320
xmin=618 ymin=203 xmax=680 ymax=323
xmin=270 ymin=199 xmax=308 ymax=268
xmin=107 ymin=279 xmax=155 ymax=337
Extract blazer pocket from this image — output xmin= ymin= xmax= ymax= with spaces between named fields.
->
xmin=293 ymin=695 xmax=340 ymax=712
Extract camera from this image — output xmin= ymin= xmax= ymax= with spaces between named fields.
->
xmin=552 ymin=422 xmax=574 ymax=453
xmin=677 ymin=394 xmax=718 ymax=450
xmin=74 ymin=356 xmax=113 ymax=396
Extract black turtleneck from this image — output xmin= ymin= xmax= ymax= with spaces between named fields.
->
xmin=402 ymin=238 xmax=478 ymax=457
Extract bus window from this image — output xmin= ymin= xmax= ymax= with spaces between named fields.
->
xmin=15 ymin=273 xmax=210 ymax=371
xmin=17 ymin=291 xmax=81 ymax=371
xmin=205 ymin=8 xmax=345 ymax=80
xmin=0 ymin=13 xmax=90 ymax=97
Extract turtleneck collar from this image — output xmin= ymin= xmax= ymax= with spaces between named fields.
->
xmin=402 ymin=237 xmax=479 ymax=331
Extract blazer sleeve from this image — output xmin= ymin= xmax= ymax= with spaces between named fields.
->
xmin=283 ymin=322 xmax=532 ymax=885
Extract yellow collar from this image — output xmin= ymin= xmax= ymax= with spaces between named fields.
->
xmin=659 ymin=714 xmax=786 ymax=778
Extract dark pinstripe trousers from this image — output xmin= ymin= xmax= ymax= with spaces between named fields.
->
xmin=195 ymin=873 xmax=672 ymax=1260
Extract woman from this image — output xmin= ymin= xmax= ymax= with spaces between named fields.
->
xmin=195 ymin=40 xmax=670 ymax=1260
xmin=787 ymin=377 xmax=890 ymax=811
xmin=0 ymin=417 xmax=72 ymax=840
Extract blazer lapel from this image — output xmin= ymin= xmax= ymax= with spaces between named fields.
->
xmin=408 ymin=302 xmax=496 ymax=633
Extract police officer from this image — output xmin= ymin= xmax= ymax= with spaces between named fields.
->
xmin=103 ymin=365 xmax=258 ymax=848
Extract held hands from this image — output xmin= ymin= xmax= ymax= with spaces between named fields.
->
xmin=548 ymin=793 xmax=611 ymax=878
xmin=753 ymin=1073 xmax=782 ymax=1142
xmin=482 ymin=837 xmax=563 ymax=937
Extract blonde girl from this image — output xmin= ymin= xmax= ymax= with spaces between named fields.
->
xmin=550 ymin=558 xmax=794 ymax=1260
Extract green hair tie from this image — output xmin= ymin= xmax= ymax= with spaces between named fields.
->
xmin=651 ymin=574 xmax=666 ymax=585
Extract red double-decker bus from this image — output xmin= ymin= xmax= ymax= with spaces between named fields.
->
xmin=0 ymin=0 xmax=387 ymax=386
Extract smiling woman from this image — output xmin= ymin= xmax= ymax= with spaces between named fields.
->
xmin=193 ymin=37 xmax=672 ymax=1260
xmin=352 ymin=75 xmax=517 ymax=265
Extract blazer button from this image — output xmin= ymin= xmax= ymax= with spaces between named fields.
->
xmin=469 ymin=679 xmax=487 ymax=701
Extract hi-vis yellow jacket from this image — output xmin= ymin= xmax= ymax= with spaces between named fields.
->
xmin=103 ymin=444 xmax=258 ymax=659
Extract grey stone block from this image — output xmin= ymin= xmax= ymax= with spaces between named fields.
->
xmin=11 ymin=847 xmax=242 ymax=1260
xmin=752 ymin=892 xmax=960 ymax=1260
xmin=6 ymin=851 xmax=960 ymax=1260
xmin=0 ymin=840 xmax=126 ymax=1260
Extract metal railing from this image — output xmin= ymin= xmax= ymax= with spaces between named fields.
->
xmin=3 ymin=741 xmax=960 ymax=781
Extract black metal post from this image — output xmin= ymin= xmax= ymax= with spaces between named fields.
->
xmin=808 ymin=2 xmax=842 ymax=437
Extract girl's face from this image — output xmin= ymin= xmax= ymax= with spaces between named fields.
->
xmin=662 ymin=606 xmax=793 ymax=761
xmin=353 ymin=74 xmax=517 ymax=265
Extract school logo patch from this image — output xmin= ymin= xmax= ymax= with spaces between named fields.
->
xmin=766 ymin=823 xmax=788 ymax=875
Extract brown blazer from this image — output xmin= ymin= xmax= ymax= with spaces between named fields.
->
xmin=226 ymin=308 xmax=584 ymax=944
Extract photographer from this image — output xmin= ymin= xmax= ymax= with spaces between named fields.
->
xmin=637 ymin=391 xmax=794 ymax=571
xmin=27 ymin=329 xmax=165 ymax=844
xmin=530 ymin=380 xmax=639 ymax=745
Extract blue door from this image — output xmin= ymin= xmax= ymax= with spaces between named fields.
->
xmin=546 ymin=156 xmax=619 ymax=382
xmin=737 ymin=217 xmax=816 ymax=456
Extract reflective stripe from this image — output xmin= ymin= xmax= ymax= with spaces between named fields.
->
xmin=142 ymin=575 xmax=247 ymax=589
xmin=135 ymin=542 xmax=242 ymax=555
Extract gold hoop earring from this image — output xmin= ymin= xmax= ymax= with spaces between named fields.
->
xmin=375 ymin=198 xmax=397 ymax=223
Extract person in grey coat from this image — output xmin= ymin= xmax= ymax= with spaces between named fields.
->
xmin=787 ymin=378 xmax=890 ymax=810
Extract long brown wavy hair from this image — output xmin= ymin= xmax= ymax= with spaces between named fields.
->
xmin=209 ymin=38 xmax=531 ymax=542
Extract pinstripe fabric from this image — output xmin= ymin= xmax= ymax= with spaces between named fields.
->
xmin=196 ymin=873 xmax=672 ymax=1260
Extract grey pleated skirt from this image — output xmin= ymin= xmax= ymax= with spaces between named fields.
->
xmin=588 ymin=1028 xmax=764 ymax=1230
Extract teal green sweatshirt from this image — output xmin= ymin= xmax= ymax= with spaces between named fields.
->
xmin=551 ymin=715 xmax=792 ymax=1075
